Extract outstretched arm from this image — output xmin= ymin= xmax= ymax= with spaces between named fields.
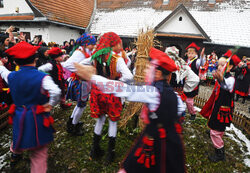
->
xmin=38 ymin=63 xmax=53 ymax=72
xmin=74 ymin=63 xmax=160 ymax=111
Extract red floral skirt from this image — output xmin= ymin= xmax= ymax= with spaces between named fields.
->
xmin=90 ymin=84 xmax=122 ymax=121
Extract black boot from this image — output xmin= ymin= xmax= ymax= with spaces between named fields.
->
xmin=190 ymin=114 xmax=196 ymax=120
xmin=206 ymin=129 xmax=210 ymax=138
xmin=66 ymin=117 xmax=74 ymax=134
xmin=10 ymin=153 xmax=22 ymax=168
xmin=235 ymin=94 xmax=239 ymax=101
xmin=106 ymin=137 xmax=116 ymax=164
xmin=209 ymin=147 xmax=225 ymax=162
xmin=90 ymin=133 xmax=104 ymax=159
xmin=73 ymin=122 xmax=84 ymax=136
xmin=242 ymin=97 xmax=246 ymax=104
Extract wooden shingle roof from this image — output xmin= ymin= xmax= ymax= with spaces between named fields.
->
xmin=28 ymin=0 xmax=94 ymax=28
xmin=0 ymin=15 xmax=34 ymax=21
xmin=97 ymin=0 xmax=246 ymax=11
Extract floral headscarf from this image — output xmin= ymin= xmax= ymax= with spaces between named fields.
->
xmin=76 ymin=33 xmax=96 ymax=46
xmin=91 ymin=32 xmax=121 ymax=66
xmin=69 ymin=33 xmax=96 ymax=56
xmin=165 ymin=46 xmax=187 ymax=84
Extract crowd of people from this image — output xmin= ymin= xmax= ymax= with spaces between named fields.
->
xmin=0 ymin=26 xmax=249 ymax=173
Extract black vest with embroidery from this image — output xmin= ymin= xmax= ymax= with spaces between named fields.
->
xmin=208 ymin=73 xmax=234 ymax=132
xmin=190 ymin=58 xmax=199 ymax=75
xmin=147 ymin=81 xmax=178 ymax=135
xmin=122 ymin=80 xmax=185 ymax=173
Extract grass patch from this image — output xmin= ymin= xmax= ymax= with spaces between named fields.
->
xmin=0 ymin=105 xmax=249 ymax=172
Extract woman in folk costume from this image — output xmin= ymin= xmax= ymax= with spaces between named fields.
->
xmin=88 ymin=32 xmax=133 ymax=163
xmin=38 ymin=47 xmax=72 ymax=108
xmin=165 ymin=46 xmax=199 ymax=124
xmin=62 ymin=33 xmax=96 ymax=136
xmin=0 ymin=42 xmax=61 ymax=172
xmin=200 ymin=50 xmax=241 ymax=162
xmin=184 ymin=42 xmax=205 ymax=120
xmin=74 ymin=47 xmax=186 ymax=173
xmin=234 ymin=58 xmax=250 ymax=104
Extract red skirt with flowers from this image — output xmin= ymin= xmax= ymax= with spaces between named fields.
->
xmin=90 ymin=84 xmax=122 ymax=121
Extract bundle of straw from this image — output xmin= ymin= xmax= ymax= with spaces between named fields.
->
xmin=119 ymin=29 xmax=158 ymax=128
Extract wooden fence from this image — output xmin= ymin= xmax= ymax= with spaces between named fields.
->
xmin=0 ymin=97 xmax=249 ymax=135
xmin=194 ymin=96 xmax=250 ymax=135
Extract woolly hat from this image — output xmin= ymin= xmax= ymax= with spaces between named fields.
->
xmin=76 ymin=33 xmax=96 ymax=46
xmin=91 ymin=32 xmax=122 ymax=66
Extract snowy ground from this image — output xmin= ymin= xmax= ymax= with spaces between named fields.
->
xmin=0 ymin=133 xmax=11 ymax=170
xmin=226 ymin=124 xmax=250 ymax=166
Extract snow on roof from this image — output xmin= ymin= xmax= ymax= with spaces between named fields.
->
xmin=90 ymin=8 xmax=171 ymax=37
xmin=90 ymin=8 xmax=250 ymax=47
xmin=191 ymin=11 xmax=250 ymax=47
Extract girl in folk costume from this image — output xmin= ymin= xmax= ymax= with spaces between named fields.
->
xmin=62 ymin=33 xmax=96 ymax=136
xmin=200 ymin=50 xmax=241 ymax=162
xmin=74 ymin=47 xmax=186 ymax=173
xmin=38 ymin=47 xmax=72 ymax=109
xmin=88 ymin=32 xmax=133 ymax=163
xmin=0 ymin=42 xmax=61 ymax=173
xmin=234 ymin=57 xmax=250 ymax=104
xmin=184 ymin=42 xmax=205 ymax=120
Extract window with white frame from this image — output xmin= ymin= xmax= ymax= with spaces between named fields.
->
xmin=163 ymin=0 xmax=169 ymax=5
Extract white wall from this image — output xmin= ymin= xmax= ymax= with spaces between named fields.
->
xmin=0 ymin=0 xmax=33 ymax=15
xmin=157 ymin=10 xmax=202 ymax=35
xmin=20 ymin=25 xmax=50 ymax=43
xmin=0 ymin=23 xmax=81 ymax=45
xmin=48 ymin=24 xmax=81 ymax=45
xmin=0 ymin=24 xmax=49 ymax=42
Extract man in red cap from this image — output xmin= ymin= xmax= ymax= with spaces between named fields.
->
xmin=38 ymin=47 xmax=72 ymax=109
xmin=184 ymin=42 xmax=205 ymax=120
xmin=74 ymin=47 xmax=185 ymax=172
xmin=200 ymin=50 xmax=241 ymax=162
xmin=0 ymin=41 xmax=61 ymax=172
